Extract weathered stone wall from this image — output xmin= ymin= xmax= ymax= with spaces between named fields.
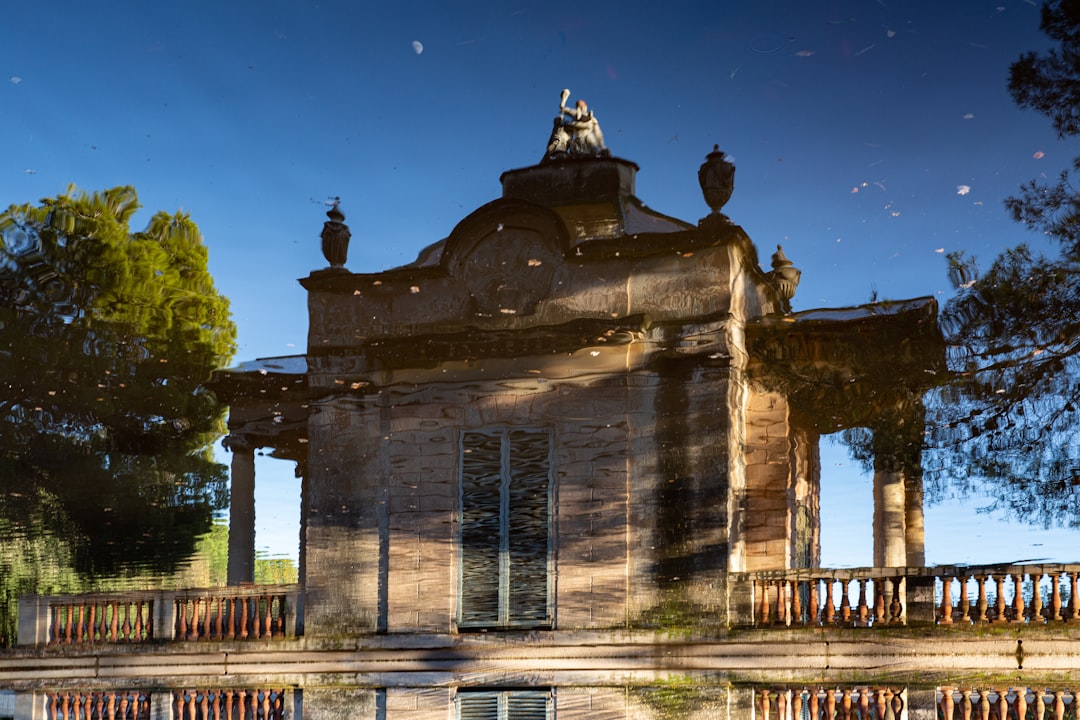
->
xmin=302 ymin=353 xmax=739 ymax=634
xmin=303 ymin=396 xmax=386 ymax=636
xmin=742 ymin=388 xmax=795 ymax=571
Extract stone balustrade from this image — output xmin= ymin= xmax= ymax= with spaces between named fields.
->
xmin=755 ymin=687 xmax=1077 ymax=720
xmin=35 ymin=689 xmax=291 ymax=720
xmin=939 ymin=688 xmax=1077 ymax=720
xmin=734 ymin=564 xmax=1080 ymax=627
xmin=17 ymin=585 xmax=300 ymax=647
xmin=755 ymin=687 xmax=906 ymax=720
xmin=936 ymin=565 xmax=1080 ymax=624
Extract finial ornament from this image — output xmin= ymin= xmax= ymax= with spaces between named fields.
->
xmin=698 ymin=145 xmax=736 ymax=216
xmin=768 ymin=244 xmax=802 ymax=303
xmin=543 ymin=88 xmax=609 ymax=161
xmin=320 ymin=196 xmax=351 ymax=269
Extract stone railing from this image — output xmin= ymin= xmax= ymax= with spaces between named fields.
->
xmin=939 ymin=687 xmax=1077 ymax=720
xmin=936 ymin=564 xmax=1080 ymax=625
xmin=755 ymin=687 xmax=906 ymax=720
xmin=754 ymin=687 xmax=1077 ymax=720
xmin=733 ymin=565 xmax=1080 ymax=627
xmin=33 ymin=689 xmax=292 ymax=720
xmin=17 ymin=585 xmax=301 ymax=646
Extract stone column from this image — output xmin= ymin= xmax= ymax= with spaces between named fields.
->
xmin=872 ymin=464 xmax=907 ymax=568
xmin=228 ymin=441 xmax=256 ymax=586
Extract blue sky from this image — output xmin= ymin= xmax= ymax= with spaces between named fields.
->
xmin=3 ymin=0 xmax=1073 ymax=563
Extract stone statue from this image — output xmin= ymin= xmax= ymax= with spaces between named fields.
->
xmin=544 ymin=88 xmax=609 ymax=160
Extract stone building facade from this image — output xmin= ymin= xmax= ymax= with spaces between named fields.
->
xmin=219 ymin=144 xmax=943 ymax=649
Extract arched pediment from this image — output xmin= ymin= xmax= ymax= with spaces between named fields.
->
xmin=441 ymin=199 xmax=570 ymax=317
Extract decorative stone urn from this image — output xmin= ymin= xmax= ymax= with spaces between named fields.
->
xmin=320 ymin=201 xmax=351 ymax=269
xmin=768 ymin=244 xmax=801 ymax=302
xmin=698 ymin=145 xmax=736 ymax=216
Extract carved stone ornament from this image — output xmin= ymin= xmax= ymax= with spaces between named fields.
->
xmin=544 ymin=88 xmax=610 ymax=162
xmin=768 ymin=244 xmax=801 ymax=302
xmin=320 ymin=199 xmax=351 ymax=269
xmin=698 ymin=145 xmax=736 ymax=215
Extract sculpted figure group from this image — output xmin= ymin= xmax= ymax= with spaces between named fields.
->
xmin=545 ymin=88 xmax=609 ymax=160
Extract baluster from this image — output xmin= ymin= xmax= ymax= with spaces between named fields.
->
xmin=825 ymin=689 xmax=837 ymax=720
xmin=1051 ymin=691 xmax=1065 ymax=720
xmin=263 ymin=594 xmax=274 ymax=637
xmin=824 ymin=580 xmax=836 ymax=625
xmin=957 ymin=574 xmax=971 ymax=624
xmin=890 ymin=689 xmax=904 ymax=720
xmin=105 ymin=692 xmax=117 ymax=720
xmin=793 ymin=689 xmax=804 ymax=720
xmin=1010 ymin=574 xmax=1024 ymax=623
xmin=940 ymin=576 xmax=955 ymax=625
xmin=72 ymin=692 xmax=83 ymax=720
xmin=840 ymin=688 xmax=853 ymax=720
xmin=889 ymin=578 xmax=903 ymax=624
xmin=793 ymin=581 xmax=804 ymax=627
xmin=274 ymin=690 xmax=285 ymax=720
xmin=176 ymin=600 xmax=188 ymax=640
xmin=106 ymin=601 xmax=117 ymax=642
xmin=186 ymin=690 xmax=197 ymax=720
xmin=86 ymin=604 xmax=97 ymax=643
xmin=238 ymin=690 xmax=249 ymax=720
xmin=134 ymin=601 xmax=144 ymax=640
xmin=74 ymin=605 xmax=85 ymax=643
xmin=809 ymin=689 xmax=820 ymax=720
xmin=942 ymin=687 xmax=955 ymax=720
xmin=858 ymin=687 xmax=871 ymax=720
xmin=64 ymin=604 xmax=74 ymax=643
xmin=809 ymin=580 xmax=820 ymax=626
xmin=97 ymin=602 xmax=108 ymax=642
xmin=118 ymin=694 xmax=129 ymax=720
xmin=60 ymin=694 xmax=70 ymax=720
xmin=857 ymin=579 xmax=870 ymax=627
xmin=227 ymin=598 xmax=238 ymax=639
xmin=1066 ymin=572 xmax=1080 ymax=622
xmin=1015 ymin=688 xmax=1028 ymax=720
xmin=1033 ymin=690 xmax=1047 ymax=720
xmin=262 ymin=690 xmax=272 ymax=720
xmin=211 ymin=690 xmax=222 ymax=720
xmin=992 ymin=576 xmax=1008 ymax=624
xmin=200 ymin=689 xmax=210 ymax=720
xmin=201 ymin=597 xmax=211 ymax=639
xmin=840 ymin=581 xmax=853 ymax=624
xmin=760 ymin=689 xmax=772 ymax=720
xmin=1031 ymin=573 xmax=1044 ymax=623
xmin=775 ymin=581 xmax=788 ymax=627
xmin=875 ymin=689 xmax=888 ymax=720
xmin=996 ymin=688 xmax=1009 ymax=720
xmin=225 ymin=690 xmax=235 ymax=720
xmin=973 ymin=576 xmax=987 ymax=623
xmin=122 ymin=602 xmax=134 ymax=641
xmin=240 ymin=597 xmax=250 ymax=639
xmin=188 ymin=599 xmax=200 ymax=640
xmin=1049 ymin=573 xmax=1063 ymax=621
xmin=960 ymin=690 xmax=973 ymax=720
xmin=253 ymin=596 xmax=264 ymax=637
xmin=172 ymin=692 xmax=183 ymax=720
xmin=215 ymin=597 xmax=225 ymax=639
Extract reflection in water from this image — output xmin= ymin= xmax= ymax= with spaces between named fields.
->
xmin=0 ymin=187 xmax=235 ymax=646
xmin=5 ymin=12 xmax=1080 ymax=717
xmin=7 ymin=685 xmax=1077 ymax=720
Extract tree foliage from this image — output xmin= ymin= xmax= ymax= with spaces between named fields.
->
xmin=926 ymin=0 xmax=1080 ymax=528
xmin=0 ymin=186 xmax=235 ymax=576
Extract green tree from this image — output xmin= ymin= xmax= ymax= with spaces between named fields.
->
xmin=0 ymin=186 xmax=236 ymax=577
xmin=927 ymin=0 xmax=1080 ymax=527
